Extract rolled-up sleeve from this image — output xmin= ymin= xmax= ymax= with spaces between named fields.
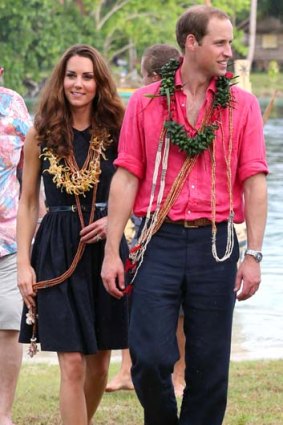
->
xmin=114 ymin=90 xmax=146 ymax=180
xmin=237 ymin=95 xmax=268 ymax=183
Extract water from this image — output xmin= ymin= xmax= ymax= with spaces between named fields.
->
xmin=231 ymin=117 xmax=283 ymax=360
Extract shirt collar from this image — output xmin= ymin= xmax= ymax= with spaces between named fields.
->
xmin=175 ymin=66 xmax=217 ymax=96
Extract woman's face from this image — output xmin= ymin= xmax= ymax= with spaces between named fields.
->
xmin=63 ymin=55 xmax=97 ymax=112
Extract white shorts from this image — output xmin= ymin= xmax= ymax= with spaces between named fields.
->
xmin=0 ymin=253 xmax=23 ymax=331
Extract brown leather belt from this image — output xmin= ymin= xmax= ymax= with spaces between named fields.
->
xmin=164 ymin=217 xmax=211 ymax=228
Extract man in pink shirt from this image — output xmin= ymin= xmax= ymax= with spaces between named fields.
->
xmin=102 ymin=5 xmax=268 ymax=425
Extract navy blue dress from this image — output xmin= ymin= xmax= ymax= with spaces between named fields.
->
xmin=19 ymin=128 xmax=129 ymax=353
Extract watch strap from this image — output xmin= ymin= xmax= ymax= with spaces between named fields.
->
xmin=244 ymin=249 xmax=263 ymax=262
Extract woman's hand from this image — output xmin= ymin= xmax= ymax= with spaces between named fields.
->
xmin=80 ymin=216 xmax=108 ymax=244
xmin=17 ymin=263 xmax=37 ymax=309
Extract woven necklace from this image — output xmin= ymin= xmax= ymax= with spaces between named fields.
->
xmin=124 ymin=61 xmax=237 ymax=291
xmin=160 ymin=58 xmax=236 ymax=156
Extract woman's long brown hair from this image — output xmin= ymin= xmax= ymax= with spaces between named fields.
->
xmin=34 ymin=44 xmax=124 ymax=156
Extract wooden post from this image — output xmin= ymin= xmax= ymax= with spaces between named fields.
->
xmin=234 ymin=59 xmax=252 ymax=93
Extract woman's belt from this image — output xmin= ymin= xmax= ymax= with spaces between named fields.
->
xmin=46 ymin=203 xmax=107 ymax=213
xmin=164 ymin=217 xmax=212 ymax=228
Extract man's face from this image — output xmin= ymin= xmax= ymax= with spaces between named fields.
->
xmin=191 ymin=17 xmax=233 ymax=78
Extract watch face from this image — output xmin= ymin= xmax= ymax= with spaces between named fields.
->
xmin=245 ymin=250 xmax=263 ymax=262
xmin=255 ymin=252 xmax=263 ymax=262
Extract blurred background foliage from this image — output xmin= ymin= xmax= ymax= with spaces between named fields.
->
xmin=0 ymin=0 xmax=282 ymax=94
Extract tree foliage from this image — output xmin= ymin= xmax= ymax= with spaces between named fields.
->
xmin=0 ymin=0 xmax=263 ymax=94
xmin=258 ymin=0 xmax=283 ymax=19
xmin=0 ymin=0 xmax=94 ymax=92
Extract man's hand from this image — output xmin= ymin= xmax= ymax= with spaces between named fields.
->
xmin=234 ymin=256 xmax=261 ymax=301
xmin=101 ymin=254 xmax=125 ymax=299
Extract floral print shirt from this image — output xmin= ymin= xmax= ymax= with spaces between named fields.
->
xmin=0 ymin=87 xmax=31 ymax=257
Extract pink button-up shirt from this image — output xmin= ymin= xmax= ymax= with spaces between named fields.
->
xmin=0 ymin=87 xmax=31 ymax=257
xmin=115 ymin=69 xmax=268 ymax=223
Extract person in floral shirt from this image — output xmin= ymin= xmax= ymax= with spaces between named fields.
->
xmin=0 ymin=66 xmax=31 ymax=425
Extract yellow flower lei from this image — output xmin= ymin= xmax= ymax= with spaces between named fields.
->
xmin=41 ymin=134 xmax=109 ymax=196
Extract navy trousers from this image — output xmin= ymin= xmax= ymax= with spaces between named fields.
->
xmin=129 ymin=222 xmax=238 ymax=425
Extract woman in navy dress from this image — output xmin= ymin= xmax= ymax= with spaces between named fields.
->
xmin=17 ymin=44 xmax=128 ymax=425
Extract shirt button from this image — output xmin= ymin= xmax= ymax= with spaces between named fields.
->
xmin=188 ymin=210 xmax=191 ymax=214
xmin=181 ymin=103 xmax=185 ymax=107
xmin=191 ymin=185 xmax=195 ymax=189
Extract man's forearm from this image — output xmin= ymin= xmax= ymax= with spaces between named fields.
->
xmin=244 ymin=173 xmax=268 ymax=250
xmin=105 ymin=168 xmax=139 ymax=256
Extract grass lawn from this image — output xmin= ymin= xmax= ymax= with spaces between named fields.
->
xmin=13 ymin=359 xmax=283 ymax=425
xmin=250 ymin=72 xmax=283 ymax=99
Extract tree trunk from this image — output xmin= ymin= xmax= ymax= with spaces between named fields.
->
xmin=247 ymin=0 xmax=258 ymax=71
xmin=128 ymin=42 xmax=137 ymax=72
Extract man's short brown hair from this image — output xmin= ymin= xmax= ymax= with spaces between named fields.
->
xmin=176 ymin=5 xmax=230 ymax=52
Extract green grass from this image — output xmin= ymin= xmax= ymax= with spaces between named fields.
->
xmin=250 ymin=72 xmax=283 ymax=98
xmin=13 ymin=359 xmax=283 ymax=425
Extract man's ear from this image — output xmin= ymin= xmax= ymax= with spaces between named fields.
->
xmin=151 ymin=72 xmax=160 ymax=82
xmin=185 ymin=34 xmax=199 ymax=51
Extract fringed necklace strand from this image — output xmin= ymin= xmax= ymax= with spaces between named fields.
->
xmin=124 ymin=60 xmax=237 ymax=291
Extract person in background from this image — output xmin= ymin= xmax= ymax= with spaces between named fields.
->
xmin=106 ymin=43 xmax=186 ymax=397
xmin=140 ymin=44 xmax=180 ymax=86
xmin=0 ymin=66 xmax=32 ymax=425
xmin=102 ymin=5 xmax=268 ymax=425
xmin=17 ymin=44 xmax=128 ymax=425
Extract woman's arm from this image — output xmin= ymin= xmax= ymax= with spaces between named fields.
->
xmin=16 ymin=127 xmax=42 ymax=307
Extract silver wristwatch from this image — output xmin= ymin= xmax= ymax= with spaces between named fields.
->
xmin=244 ymin=249 xmax=263 ymax=263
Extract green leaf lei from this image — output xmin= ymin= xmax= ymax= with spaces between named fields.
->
xmin=160 ymin=59 xmax=236 ymax=157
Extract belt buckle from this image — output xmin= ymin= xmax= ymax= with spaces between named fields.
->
xmin=184 ymin=220 xmax=198 ymax=228
xmin=71 ymin=205 xmax=77 ymax=212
